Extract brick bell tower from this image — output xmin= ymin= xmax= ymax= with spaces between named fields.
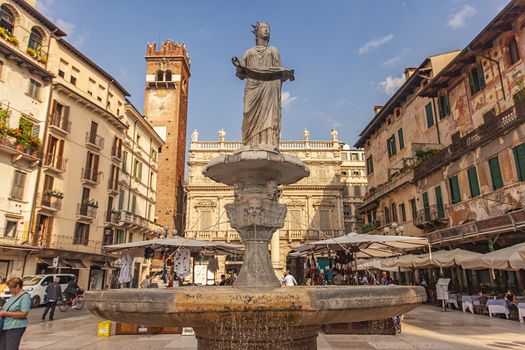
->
xmin=144 ymin=40 xmax=190 ymax=234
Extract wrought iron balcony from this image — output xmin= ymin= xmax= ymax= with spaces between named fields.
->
xmin=111 ymin=145 xmax=122 ymax=161
xmin=415 ymin=204 xmax=447 ymax=228
xmin=48 ymin=116 xmax=71 ymax=135
xmin=414 ymin=101 xmax=525 ymax=180
xmin=38 ymin=193 xmax=62 ymax=212
xmin=85 ymin=132 xmax=104 ymax=150
xmin=81 ymin=167 xmax=101 ymax=185
xmin=43 ymin=153 xmax=67 ymax=173
xmin=77 ymin=203 xmax=97 ymax=220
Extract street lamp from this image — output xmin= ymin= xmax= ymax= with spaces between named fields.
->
xmin=383 ymin=222 xmax=405 ymax=236
xmin=156 ymin=226 xmax=178 ymax=239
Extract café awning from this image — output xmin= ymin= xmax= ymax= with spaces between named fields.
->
xmin=461 ymin=243 xmax=525 ymax=271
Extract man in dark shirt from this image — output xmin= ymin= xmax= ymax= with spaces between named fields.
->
xmin=42 ymin=277 xmax=62 ymax=321
xmin=63 ymin=277 xmax=79 ymax=309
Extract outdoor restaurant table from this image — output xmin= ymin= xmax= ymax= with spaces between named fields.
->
xmin=461 ymin=295 xmax=480 ymax=313
xmin=446 ymin=293 xmax=459 ymax=309
xmin=518 ymin=302 xmax=525 ymax=323
xmin=487 ymin=299 xmax=510 ymax=319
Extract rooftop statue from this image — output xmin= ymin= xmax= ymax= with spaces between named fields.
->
xmin=232 ymin=22 xmax=294 ymax=150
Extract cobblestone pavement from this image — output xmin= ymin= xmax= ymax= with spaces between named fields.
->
xmin=19 ymin=305 xmax=525 ymax=350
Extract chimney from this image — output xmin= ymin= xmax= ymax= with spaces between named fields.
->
xmin=404 ymin=67 xmax=417 ymax=80
xmin=374 ymin=105 xmax=383 ymax=114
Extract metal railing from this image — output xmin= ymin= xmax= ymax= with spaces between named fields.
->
xmin=43 ymin=153 xmax=67 ymax=172
xmin=415 ymin=204 xmax=447 ymax=226
xmin=185 ymin=229 xmax=345 ymax=242
xmin=414 ymin=101 xmax=525 ymax=180
xmin=111 ymin=145 xmax=122 ymax=160
xmin=81 ymin=167 xmax=101 ymax=184
xmin=85 ymin=132 xmax=104 ymax=149
xmin=77 ymin=203 xmax=97 ymax=219
xmin=49 ymin=116 xmax=71 ymax=134
xmin=39 ymin=193 xmax=62 ymax=211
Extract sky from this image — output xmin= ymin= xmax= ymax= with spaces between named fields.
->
xmin=37 ymin=0 xmax=510 ymax=146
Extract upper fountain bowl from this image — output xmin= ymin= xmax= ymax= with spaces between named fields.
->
xmin=203 ymin=149 xmax=310 ymax=186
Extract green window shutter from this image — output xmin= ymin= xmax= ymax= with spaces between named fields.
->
xmin=422 ymin=192 xmax=430 ymax=221
xmin=386 ymin=140 xmax=391 ymax=157
xmin=131 ymin=195 xmax=137 ymax=213
xmin=467 ymin=167 xmax=480 ymax=197
xmin=513 ymin=144 xmax=525 ymax=181
xmin=444 ymin=95 xmax=451 ymax=116
xmin=118 ymin=190 xmax=124 ymax=210
xmin=468 ymin=70 xmax=477 ymax=95
xmin=489 ymin=156 xmax=504 ymax=190
xmin=449 ymin=175 xmax=461 ymax=204
xmin=391 ymin=135 xmax=396 ymax=155
xmin=434 ymin=186 xmax=444 ymax=218
xmin=476 ymin=64 xmax=486 ymax=89
xmin=398 ymin=128 xmax=404 ymax=150
xmin=425 ymin=103 xmax=434 ymax=128
xmin=122 ymin=150 xmax=127 ymax=172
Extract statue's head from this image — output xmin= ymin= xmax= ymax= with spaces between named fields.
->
xmin=252 ymin=22 xmax=270 ymax=42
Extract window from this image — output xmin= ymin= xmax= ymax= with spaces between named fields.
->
xmin=156 ymin=70 xmax=164 ymax=81
xmin=11 ymin=170 xmax=26 ymax=200
xmin=27 ymin=79 xmax=41 ymax=99
xmin=87 ymin=79 xmax=95 ymax=96
xmin=131 ymin=195 xmax=137 ymax=213
xmin=438 ymin=94 xmax=451 ymax=119
xmin=468 ymin=63 xmax=486 ymax=95
xmin=387 ymin=134 xmax=396 ymax=157
xmin=107 ymin=92 xmax=113 ymax=109
xmin=3 ymin=220 xmax=17 ymax=237
xmin=513 ymin=144 xmax=525 ymax=182
xmin=319 ymin=210 xmax=331 ymax=230
xmin=0 ymin=5 xmax=15 ymax=34
xmin=122 ymin=150 xmax=128 ymax=173
xmin=116 ymin=229 xmax=125 ymax=244
xmin=397 ymin=128 xmax=404 ymax=150
xmin=467 ymin=167 xmax=481 ymax=198
xmin=200 ymin=211 xmax=212 ymax=231
xmin=391 ymin=203 xmax=398 ymax=223
xmin=70 ymin=67 xmax=79 ymax=85
xmin=118 ymin=190 xmax=124 ymax=210
xmin=73 ymin=223 xmax=89 ymax=245
xmin=449 ymin=175 xmax=461 ymax=204
xmin=58 ymin=59 xmax=67 ymax=79
xmin=366 ymin=156 xmax=374 ymax=175
xmin=165 ymin=70 xmax=172 ymax=81
xmin=399 ymin=203 xmax=406 ymax=222
xmin=422 ymin=192 xmax=430 ymax=221
xmin=435 ymin=185 xmax=445 ymax=218
xmin=409 ymin=199 xmax=417 ymax=221
xmin=425 ymin=102 xmax=434 ymax=128
xmin=28 ymin=27 xmax=43 ymax=51
xmin=383 ymin=206 xmax=390 ymax=225
xmin=0 ymin=60 xmax=3 ymax=79
xmin=508 ymin=37 xmax=520 ymax=66
xmin=343 ymin=204 xmax=351 ymax=217
xmin=353 ymin=185 xmax=361 ymax=197
xmin=147 ymin=203 xmax=152 ymax=220
xmin=97 ymin=85 xmax=105 ymax=102
xmin=488 ymin=156 xmax=504 ymax=190
xmin=134 ymin=160 xmax=143 ymax=181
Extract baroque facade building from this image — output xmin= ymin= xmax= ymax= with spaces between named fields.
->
xmin=185 ymin=131 xmax=365 ymax=281
xmin=340 ymin=145 xmax=367 ymax=233
xmin=0 ymin=0 xmax=164 ymax=292
xmin=143 ymin=40 xmax=190 ymax=234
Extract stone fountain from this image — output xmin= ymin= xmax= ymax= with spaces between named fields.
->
xmin=86 ymin=22 xmax=426 ymax=350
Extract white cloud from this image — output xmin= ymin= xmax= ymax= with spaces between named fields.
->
xmin=56 ymin=18 xmax=76 ymax=35
xmin=448 ymin=5 xmax=477 ymax=30
xmin=37 ymin=0 xmax=55 ymax=17
xmin=378 ymin=74 xmax=406 ymax=95
xmin=282 ymin=91 xmax=297 ymax=109
xmin=358 ymin=34 xmax=394 ymax=55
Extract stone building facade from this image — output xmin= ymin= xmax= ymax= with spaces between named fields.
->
xmin=185 ymin=131 xmax=359 ymax=282
xmin=143 ymin=40 xmax=190 ymax=234
xmin=340 ymin=145 xmax=367 ymax=233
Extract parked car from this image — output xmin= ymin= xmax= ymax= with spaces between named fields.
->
xmin=0 ymin=274 xmax=76 ymax=308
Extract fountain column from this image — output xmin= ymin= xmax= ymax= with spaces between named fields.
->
xmin=271 ymin=230 xmax=281 ymax=275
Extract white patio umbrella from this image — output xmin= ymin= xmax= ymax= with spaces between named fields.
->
xmin=461 ymin=243 xmax=525 ymax=271
xmin=104 ymin=236 xmax=243 ymax=255
xmin=356 ymin=258 xmax=408 ymax=272
xmin=381 ymin=254 xmax=418 ymax=269
xmin=427 ymin=248 xmax=483 ymax=268
xmin=291 ymin=232 xmax=429 ymax=259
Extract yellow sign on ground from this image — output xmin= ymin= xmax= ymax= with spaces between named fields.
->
xmin=97 ymin=320 xmax=112 ymax=337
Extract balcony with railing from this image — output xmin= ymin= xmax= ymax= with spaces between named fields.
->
xmin=38 ymin=192 xmax=62 ymax=212
xmin=81 ymin=167 xmax=101 ymax=185
xmin=414 ymin=101 xmax=525 ymax=180
xmin=48 ymin=115 xmax=71 ymax=135
xmin=85 ymin=132 xmax=104 ymax=150
xmin=76 ymin=203 xmax=97 ymax=221
xmin=190 ymin=140 xmax=339 ymax=151
xmin=43 ymin=153 xmax=67 ymax=173
xmin=185 ymin=229 xmax=345 ymax=243
xmin=114 ymin=210 xmax=162 ymax=234
xmin=111 ymin=145 xmax=122 ymax=161
xmin=415 ymin=204 xmax=448 ymax=229
xmin=107 ymin=177 xmax=119 ymax=194
xmin=46 ymin=234 xmax=102 ymax=253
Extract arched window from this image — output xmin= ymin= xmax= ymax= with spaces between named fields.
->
xmin=28 ymin=27 xmax=43 ymax=51
xmin=0 ymin=5 xmax=15 ymax=34
xmin=508 ymin=37 xmax=520 ymax=66
xmin=165 ymin=70 xmax=172 ymax=81
xmin=156 ymin=70 xmax=164 ymax=81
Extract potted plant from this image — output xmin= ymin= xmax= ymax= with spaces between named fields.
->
xmin=0 ymin=27 xmax=19 ymax=46
xmin=26 ymin=47 xmax=47 ymax=64
xmin=86 ymin=199 xmax=99 ymax=208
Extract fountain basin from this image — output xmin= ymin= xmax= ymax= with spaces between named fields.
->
xmin=86 ymin=286 xmax=426 ymax=350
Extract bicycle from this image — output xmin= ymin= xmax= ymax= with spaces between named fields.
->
xmin=58 ymin=290 xmax=85 ymax=312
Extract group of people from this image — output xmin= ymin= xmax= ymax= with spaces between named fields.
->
xmin=0 ymin=276 xmax=81 ymax=350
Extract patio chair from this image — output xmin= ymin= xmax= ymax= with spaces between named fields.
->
xmin=446 ymin=293 xmax=459 ymax=309
xmin=487 ymin=299 xmax=510 ymax=319
xmin=518 ymin=303 xmax=525 ymax=324
xmin=462 ymin=295 xmax=480 ymax=313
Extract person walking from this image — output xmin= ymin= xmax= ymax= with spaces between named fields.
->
xmin=42 ymin=277 xmax=62 ymax=321
xmin=0 ymin=277 xmax=31 ymax=350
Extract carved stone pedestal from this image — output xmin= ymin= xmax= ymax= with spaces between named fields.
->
xmin=204 ymin=149 xmax=309 ymax=288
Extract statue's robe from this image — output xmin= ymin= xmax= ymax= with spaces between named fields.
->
xmin=241 ymin=45 xmax=284 ymax=149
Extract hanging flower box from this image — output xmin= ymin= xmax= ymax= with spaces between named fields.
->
xmin=26 ymin=47 xmax=47 ymax=64
xmin=0 ymin=27 xmax=19 ymax=46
